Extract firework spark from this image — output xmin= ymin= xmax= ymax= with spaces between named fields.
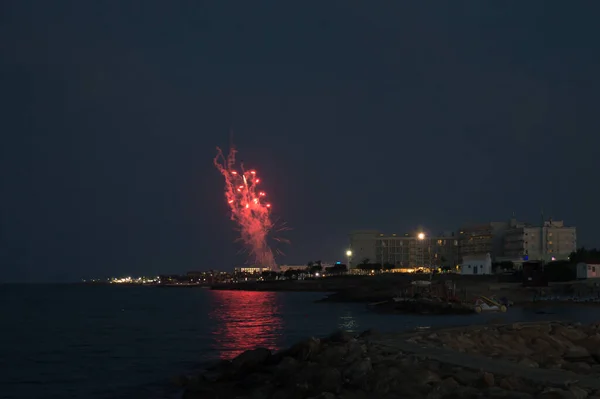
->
xmin=214 ymin=146 xmax=279 ymax=270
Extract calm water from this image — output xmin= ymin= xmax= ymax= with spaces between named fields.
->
xmin=1 ymin=284 xmax=597 ymax=399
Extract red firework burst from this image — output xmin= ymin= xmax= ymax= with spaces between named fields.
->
xmin=214 ymin=146 xmax=284 ymax=270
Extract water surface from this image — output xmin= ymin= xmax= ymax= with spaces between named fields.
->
xmin=1 ymin=284 xmax=596 ymax=398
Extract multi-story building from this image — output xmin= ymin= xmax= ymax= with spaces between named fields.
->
xmin=458 ymin=219 xmax=524 ymax=260
xmin=349 ymin=230 xmax=459 ymax=269
xmin=502 ymin=219 xmax=576 ymax=262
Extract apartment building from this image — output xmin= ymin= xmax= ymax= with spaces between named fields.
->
xmin=349 ymin=230 xmax=459 ymax=269
xmin=503 ymin=219 xmax=576 ymax=262
xmin=458 ymin=219 xmax=522 ymax=260
xmin=351 ymin=217 xmax=577 ymax=270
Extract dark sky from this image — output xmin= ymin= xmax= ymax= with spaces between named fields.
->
xmin=1 ymin=1 xmax=599 ymax=282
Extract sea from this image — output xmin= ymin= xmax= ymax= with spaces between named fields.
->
xmin=1 ymin=284 xmax=598 ymax=399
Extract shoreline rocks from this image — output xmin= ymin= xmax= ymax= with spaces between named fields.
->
xmin=178 ymin=323 xmax=600 ymax=399
xmin=406 ymin=321 xmax=600 ymax=375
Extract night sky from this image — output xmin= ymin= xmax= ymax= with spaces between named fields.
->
xmin=2 ymin=2 xmax=599 ymax=282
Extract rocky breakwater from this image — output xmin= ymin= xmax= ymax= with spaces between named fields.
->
xmin=175 ymin=329 xmax=594 ymax=399
xmin=409 ymin=321 xmax=600 ymax=376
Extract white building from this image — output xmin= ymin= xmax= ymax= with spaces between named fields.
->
xmin=460 ymin=253 xmax=492 ymax=275
xmin=576 ymin=263 xmax=600 ymax=279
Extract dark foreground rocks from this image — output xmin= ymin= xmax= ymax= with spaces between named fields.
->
xmin=176 ymin=327 xmax=600 ymax=399
xmin=410 ymin=321 xmax=600 ymax=375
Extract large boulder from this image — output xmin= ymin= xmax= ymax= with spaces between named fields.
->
xmin=232 ymin=347 xmax=272 ymax=372
xmin=564 ymin=346 xmax=591 ymax=361
xmin=553 ymin=325 xmax=589 ymax=342
xmin=282 ymin=337 xmax=321 ymax=361
xmin=316 ymin=343 xmax=348 ymax=366
xmin=343 ymin=357 xmax=373 ymax=386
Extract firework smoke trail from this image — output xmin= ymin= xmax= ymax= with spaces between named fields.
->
xmin=214 ymin=146 xmax=278 ymax=270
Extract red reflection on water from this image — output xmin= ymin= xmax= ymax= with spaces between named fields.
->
xmin=208 ymin=290 xmax=283 ymax=359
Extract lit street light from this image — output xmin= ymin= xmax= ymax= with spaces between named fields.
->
xmin=417 ymin=232 xmax=433 ymax=280
xmin=346 ymin=250 xmax=352 ymax=269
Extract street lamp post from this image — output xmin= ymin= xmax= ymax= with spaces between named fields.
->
xmin=418 ymin=232 xmax=432 ymax=277
xmin=417 ymin=233 xmax=425 ymax=270
xmin=346 ymin=250 xmax=353 ymax=270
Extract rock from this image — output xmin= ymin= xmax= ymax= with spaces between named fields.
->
xmin=503 ymin=392 xmax=534 ymax=399
xmin=272 ymin=389 xmax=304 ymax=399
xmin=232 ymin=348 xmax=272 ymax=371
xmin=315 ymin=367 xmax=343 ymax=394
xmin=482 ymin=372 xmax=495 ymax=387
xmin=518 ymin=357 xmax=539 ymax=368
xmin=344 ymin=341 xmax=367 ymax=363
xmin=537 ymin=388 xmax=576 ymax=399
xmin=564 ymin=346 xmax=591 ymax=360
xmin=326 ymin=330 xmax=355 ymax=343
xmin=238 ymin=371 xmax=273 ymax=389
xmin=541 ymin=388 xmax=578 ymax=399
xmin=564 ymin=362 xmax=592 ymax=374
xmin=343 ymin=358 xmax=373 ymax=386
xmin=570 ymin=386 xmax=589 ymax=399
xmin=416 ymin=369 xmax=441 ymax=385
xmin=454 ymin=386 xmax=485 ymax=399
xmin=202 ymin=359 xmax=234 ymax=381
xmin=182 ymin=390 xmax=218 ymax=399
xmin=308 ymin=393 xmax=336 ymax=399
xmin=284 ymin=337 xmax=321 ymax=361
xmin=275 ymin=356 xmax=298 ymax=372
xmin=338 ymin=390 xmax=370 ymax=399
xmin=249 ymin=384 xmax=275 ymax=399
xmin=370 ymin=366 xmax=402 ymax=395
xmin=441 ymin=377 xmax=460 ymax=390
xmin=553 ymin=325 xmax=589 ymax=342
xmin=499 ymin=376 xmax=532 ymax=393
xmin=182 ymin=377 xmax=220 ymax=399
xmin=516 ymin=326 xmax=547 ymax=341
xmin=291 ymin=362 xmax=322 ymax=391
xmin=487 ymin=387 xmax=513 ymax=398
xmin=541 ymin=356 xmax=564 ymax=370
xmin=453 ymin=369 xmax=481 ymax=385
xmin=316 ymin=344 xmax=347 ymax=366
xmin=426 ymin=377 xmax=461 ymax=399
xmin=546 ymin=335 xmax=572 ymax=355
xmin=358 ymin=329 xmax=378 ymax=339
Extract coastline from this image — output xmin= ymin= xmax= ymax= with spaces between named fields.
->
xmin=177 ymin=321 xmax=600 ymax=399
xmin=210 ymin=275 xmax=600 ymax=312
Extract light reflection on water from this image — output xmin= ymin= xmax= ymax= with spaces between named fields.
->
xmin=208 ymin=290 xmax=284 ymax=359
xmin=338 ymin=311 xmax=358 ymax=331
